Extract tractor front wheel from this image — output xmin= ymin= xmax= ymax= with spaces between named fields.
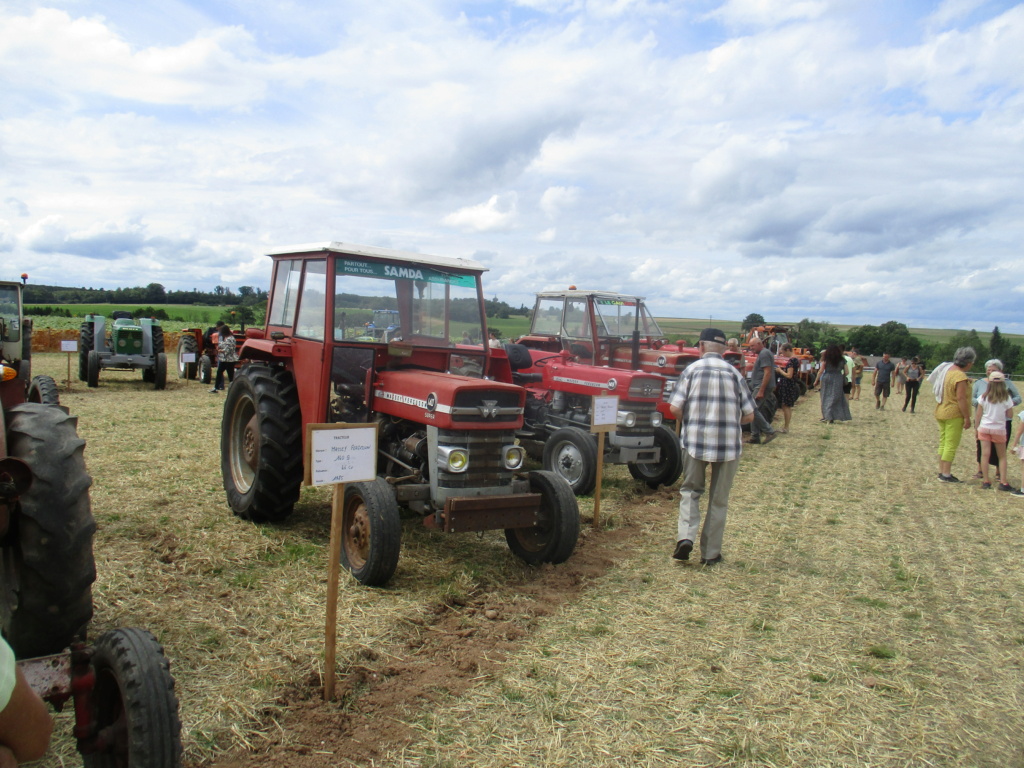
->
xmin=0 ymin=404 xmax=95 ymax=658
xmin=87 ymin=350 xmax=101 ymax=388
xmin=83 ymin=627 xmax=182 ymax=768
xmin=542 ymin=427 xmax=598 ymax=496
xmin=505 ymin=470 xmax=580 ymax=565
xmin=340 ymin=479 xmax=401 ymax=586
xmin=199 ymin=355 xmax=213 ymax=384
xmin=154 ymin=352 xmax=167 ymax=390
xmin=79 ymin=322 xmax=95 ymax=382
xmin=628 ymin=425 xmax=683 ymax=489
xmin=177 ymin=335 xmax=198 ymax=379
xmin=221 ymin=364 xmax=303 ymax=523
xmin=26 ymin=374 xmax=60 ymax=406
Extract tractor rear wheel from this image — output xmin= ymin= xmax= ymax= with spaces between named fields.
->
xmin=505 ymin=470 xmax=580 ymax=565
xmin=177 ymin=335 xmax=198 ymax=379
xmin=82 ymin=627 xmax=182 ymax=768
xmin=153 ymin=352 xmax=167 ymax=390
xmin=0 ymin=404 xmax=95 ymax=658
xmin=340 ymin=479 xmax=401 ymax=586
xmin=199 ymin=355 xmax=213 ymax=384
xmin=222 ymin=364 xmax=303 ymax=523
xmin=79 ymin=322 xmax=95 ymax=381
xmin=628 ymin=425 xmax=683 ymax=489
xmin=26 ymin=374 xmax=60 ymax=405
xmin=542 ymin=427 xmax=598 ymax=496
xmin=87 ymin=350 xmax=101 ymax=388
xmin=151 ymin=325 xmax=164 ymax=358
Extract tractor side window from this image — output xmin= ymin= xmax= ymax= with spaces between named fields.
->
xmin=295 ymin=260 xmax=327 ymax=340
xmin=531 ymin=298 xmax=564 ymax=335
xmin=564 ymin=300 xmax=589 ymax=339
xmin=595 ymin=299 xmax=638 ymax=338
xmin=267 ymin=259 xmax=302 ymax=327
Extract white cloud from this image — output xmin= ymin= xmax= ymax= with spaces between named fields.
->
xmin=442 ymin=194 xmax=520 ymax=232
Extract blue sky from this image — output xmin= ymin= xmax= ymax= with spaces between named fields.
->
xmin=1 ymin=0 xmax=1023 ymax=332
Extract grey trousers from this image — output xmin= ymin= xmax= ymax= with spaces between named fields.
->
xmin=748 ymin=382 xmax=775 ymax=438
xmin=677 ymin=453 xmax=740 ymax=560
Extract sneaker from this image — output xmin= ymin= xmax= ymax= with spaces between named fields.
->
xmin=209 ymin=388 xmax=220 ymax=393
xmin=700 ymin=555 xmax=723 ymax=566
xmin=749 ymin=436 xmax=761 ymax=444
xmin=981 ymin=482 xmax=992 ymax=489
xmin=672 ymin=540 xmax=693 ymax=561
xmin=762 ymin=432 xmax=777 ymax=445
xmin=998 ymin=483 xmax=1012 ymax=492
xmin=1010 ymin=489 xmax=1024 ymax=497
xmin=938 ymin=474 xmax=961 ymax=483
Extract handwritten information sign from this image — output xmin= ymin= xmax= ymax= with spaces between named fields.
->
xmin=181 ymin=352 xmax=196 ymax=363
xmin=591 ymin=395 xmax=619 ymax=431
xmin=304 ymin=424 xmax=377 ymax=486
xmin=61 ymin=340 xmax=78 ymax=352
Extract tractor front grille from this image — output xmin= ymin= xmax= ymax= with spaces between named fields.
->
xmin=617 ymin=401 xmax=657 ymax=438
xmin=436 ymin=428 xmax=517 ymax=489
xmin=448 ymin=389 xmax=523 ymax=424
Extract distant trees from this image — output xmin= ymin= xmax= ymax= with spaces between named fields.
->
xmin=741 ymin=313 xmax=765 ymax=332
xmin=846 ymin=321 xmax=921 ymax=358
xmin=792 ymin=318 xmax=844 ymax=352
xmin=23 ymin=282 xmax=268 ymax=308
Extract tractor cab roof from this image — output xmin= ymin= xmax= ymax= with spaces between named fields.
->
xmin=535 ymin=289 xmax=646 ymax=303
xmin=267 ymin=242 xmax=487 ymax=274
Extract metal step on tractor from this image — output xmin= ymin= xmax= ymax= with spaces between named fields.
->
xmin=507 ymin=289 xmax=686 ymax=493
xmin=220 ymin=242 xmax=580 ymax=587
xmin=79 ymin=311 xmax=168 ymax=389
xmin=0 ymin=278 xmax=181 ymax=765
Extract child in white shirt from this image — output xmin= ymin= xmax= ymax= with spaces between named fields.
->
xmin=975 ymin=371 xmax=1014 ymax=489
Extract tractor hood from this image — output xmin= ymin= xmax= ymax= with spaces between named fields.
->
xmin=372 ymin=370 xmax=525 ymax=430
xmin=541 ymin=361 xmax=664 ymax=402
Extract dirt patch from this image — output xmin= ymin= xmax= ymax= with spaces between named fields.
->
xmin=194 ymin=495 xmax=668 ymax=768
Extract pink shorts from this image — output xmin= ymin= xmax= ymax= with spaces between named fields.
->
xmin=978 ymin=428 xmax=1005 ymax=443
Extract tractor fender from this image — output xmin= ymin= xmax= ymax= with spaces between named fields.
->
xmin=237 ymin=336 xmax=294 ymax=362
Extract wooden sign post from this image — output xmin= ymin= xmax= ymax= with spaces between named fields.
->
xmin=303 ymin=423 xmax=378 ymax=701
xmin=60 ymin=339 xmax=77 ymax=390
xmin=180 ymin=352 xmax=196 ymax=383
xmin=590 ymin=395 xmax=619 ymax=530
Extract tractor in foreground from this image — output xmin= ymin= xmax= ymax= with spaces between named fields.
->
xmin=220 ymin=242 xmax=580 ymax=587
xmin=509 ymin=289 xmax=686 ymax=492
xmin=79 ymin=312 xmax=167 ymax=389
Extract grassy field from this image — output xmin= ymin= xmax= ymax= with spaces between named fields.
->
xmin=24 ymin=354 xmax=1024 ymax=768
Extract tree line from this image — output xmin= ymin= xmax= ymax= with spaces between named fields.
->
xmin=23 ymin=282 xmax=267 ymax=307
xmin=742 ymin=313 xmax=1022 ymax=374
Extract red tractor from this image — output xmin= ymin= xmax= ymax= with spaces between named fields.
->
xmin=177 ymin=323 xmax=247 ymax=384
xmin=220 ymin=242 xmax=580 ymax=587
xmin=741 ymin=325 xmax=814 ymax=393
xmin=508 ymin=290 xmax=685 ymax=493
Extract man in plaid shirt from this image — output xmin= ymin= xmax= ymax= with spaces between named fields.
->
xmin=668 ymin=327 xmax=756 ymax=566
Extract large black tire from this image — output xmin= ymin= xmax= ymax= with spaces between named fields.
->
xmin=154 ymin=352 xmax=167 ymax=390
xmin=797 ymin=379 xmax=808 ymax=397
xmin=79 ymin=321 xmax=95 ymax=381
xmin=26 ymin=374 xmax=60 ymax=405
xmin=199 ymin=355 xmax=213 ymax=384
xmin=151 ymin=325 xmax=164 ymax=358
xmin=177 ymin=335 xmax=198 ymax=379
xmin=628 ymin=425 xmax=683 ymax=489
xmin=83 ymin=627 xmax=182 ymax=768
xmin=759 ymin=392 xmax=778 ymax=424
xmin=542 ymin=427 xmax=598 ymax=496
xmin=0 ymin=404 xmax=95 ymax=658
xmin=505 ymin=470 xmax=580 ymax=565
xmin=221 ymin=364 xmax=303 ymax=523
xmin=340 ymin=479 xmax=401 ymax=586
xmin=19 ymin=319 xmax=32 ymax=381
xmin=88 ymin=349 xmax=101 ymax=388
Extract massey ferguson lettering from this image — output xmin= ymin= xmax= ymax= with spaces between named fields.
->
xmin=553 ymin=375 xmax=618 ymax=391
xmin=374 ymin=389 xmax=451 ymax=413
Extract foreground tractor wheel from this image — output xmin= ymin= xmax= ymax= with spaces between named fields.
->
xmin=628 ymin=425 xmax=683 ymax=489
xmin=83 ymin=628 xmax=182 ymax=768
xmin=79 ymin=322 xmax=95 ymax=381
xmin=87 ymin=349 xmax=101 ymax=388
xmin=0 ymin=404 xmax=95 ymax=658
xmin=154 ymin=352 xmax=167 ymax=390
xmin=26 ymin=374 xmax=60 ymax=406
xmin=222 ymin=364 xmax=303 ymax=523
xmin=505 ymin=470 xmax=580 ymax=565
xmin=340 ymin=479 xmax=401 ymax=586
xmin=199 ymin=355 xmax=213 ymax=384
xmin=177 ymin=335 xmax=198 ymax=379
xmin=542 ymin=427 xmax=598 ymax=496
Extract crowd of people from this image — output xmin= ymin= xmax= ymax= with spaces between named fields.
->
xmin=669 ymin=333 xmax=1024 ymax=569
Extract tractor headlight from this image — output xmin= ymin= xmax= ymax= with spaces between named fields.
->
xmin=651 ymin=412 xmax=664 ymax=428
xmin=502 ymin=445 xmax=526 ymax=470
xmin=616 ymin=410 xmax=637 ymax=428
xmin=437 ymin=446 xmax=469 ymax=473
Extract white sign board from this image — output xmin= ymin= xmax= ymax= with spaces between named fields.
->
xmin=61 ymin=340 xmax=78 ymax=352
xmin=181 ymin=352 xmax=196 ymax=363
xmin=305 ymin=424 xmax=377 ymax=486
xmin=592 ymin=395 xmax=619 ymax=429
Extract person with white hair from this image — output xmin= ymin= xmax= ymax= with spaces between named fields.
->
xmin=971 ymin=358 xmax=1022 ymax=484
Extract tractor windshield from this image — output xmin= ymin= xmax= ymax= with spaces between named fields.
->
xmin=0 ymin=283 xmax=22 ymax=344
xmin=594 ymin=298 xmax=662 ymax=339
xmin=333 ymin=258 xmax=483 ymax=347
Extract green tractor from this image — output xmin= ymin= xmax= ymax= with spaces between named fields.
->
xmin=0 ymin=276 xmax=60 ymax=405
xmin=79 ymin=311 xmax=167 ymax=389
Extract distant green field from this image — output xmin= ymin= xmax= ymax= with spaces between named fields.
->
xmin=26 ymin=304 xmax=248 ymax=329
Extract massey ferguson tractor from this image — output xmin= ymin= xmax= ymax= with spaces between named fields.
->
xmin=177 ymin=324 xmax=247 ymax=384
xmin=509 ymin=290 xmax=695 ymax=491
xmin=220 ymin=242 xmax=580 ymax=587
xmin=0 ymin=281 xmax=181 ymax=764
xmin=79 ymin=311 xmax=167 ymax=389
